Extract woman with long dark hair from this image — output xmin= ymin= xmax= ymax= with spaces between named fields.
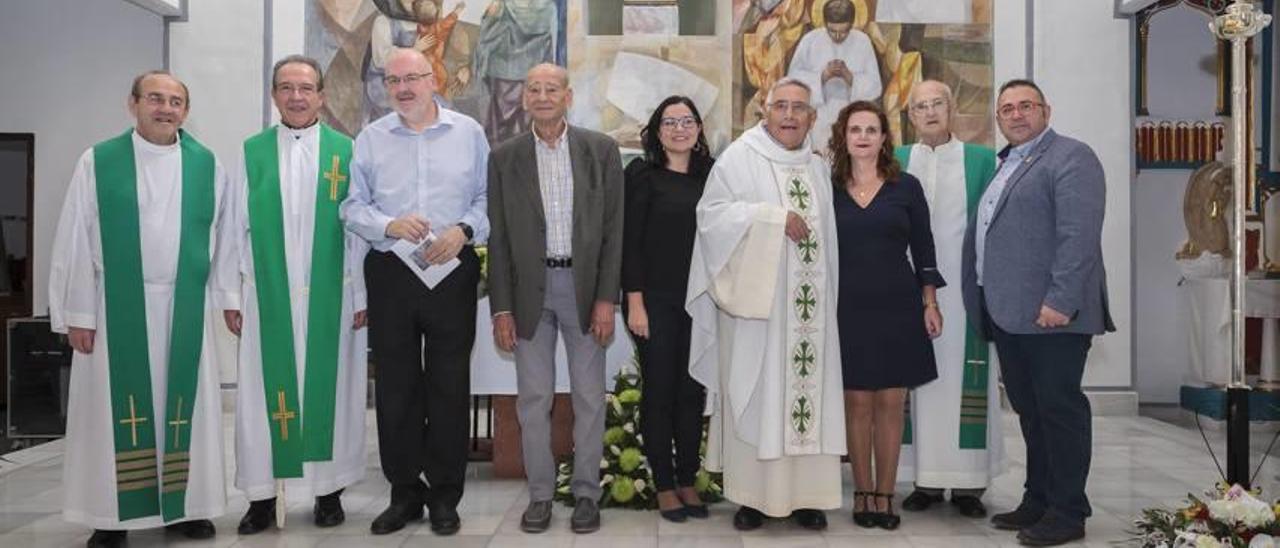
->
xmin=622 ymin=95 xmax=714 ymax=523
xmin=828 ymin=100 xmax=943 ymax=530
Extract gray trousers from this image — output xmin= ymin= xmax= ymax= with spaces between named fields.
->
xmin=514 ymin=267 xmax=607 ymax=502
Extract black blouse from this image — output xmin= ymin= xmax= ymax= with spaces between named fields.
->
xmin=621 ymin=156 xmax=712 ymax=295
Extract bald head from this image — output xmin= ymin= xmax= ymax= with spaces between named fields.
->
xmin=526 ymin=63 xmax=569 ymax=88
xmin=387 ymin=48 xmax=432 ymax=72
xmin=906 ymin=79 xmax=954 ymax=146
xmin=524 ymin=63 xmax=573 ymax=129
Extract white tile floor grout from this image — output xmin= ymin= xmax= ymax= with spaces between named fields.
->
xmin=0 ymin=410 xmax=1273 ymax=547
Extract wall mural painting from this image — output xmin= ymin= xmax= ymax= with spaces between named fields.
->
xmin=733 ymin=0 xmax=993 ymax=151
xmin=307 ymin=0 xmax=567 ymax=142
xmin=306 ymin=0 xmax=994 ymax=154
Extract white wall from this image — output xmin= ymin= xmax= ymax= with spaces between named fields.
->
xmin=0 ymin=0 xmax=165 ymax=315
xmin=167 ymin=0 xmax=267 ymax=166
xmin=1132 ymin=6 xmax=1222 ymax=403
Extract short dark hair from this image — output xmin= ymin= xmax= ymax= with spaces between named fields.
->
xmin=998 ymin=78 xmax=1045 ymax=103
xmin=130 ymin=70 xmax=190 ymax=108
xmin=272 ymin=55 xmax=325 ymax=91
xmin=824 ymin=0 xmax=855 ymax=25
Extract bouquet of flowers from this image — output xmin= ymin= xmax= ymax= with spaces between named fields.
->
xmin=1132 ymin=484 xmax=1280 ymax=547
xmin=554 ymin=361 xmax=723 ymax=509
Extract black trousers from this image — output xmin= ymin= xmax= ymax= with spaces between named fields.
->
xmin=629 ymin=291 xmax=706 ymax=491
xmin=366 ymin=247 xmax=479 ymax=509
xmin=989 ymin=321 xmax=1093 ymax=525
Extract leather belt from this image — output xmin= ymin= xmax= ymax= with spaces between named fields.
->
xmin=545 ymin=257 xmax=572 ymax=268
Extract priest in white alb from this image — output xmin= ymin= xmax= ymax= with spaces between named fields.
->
xmin=893 ymin=80 xmax=1004 ymax=518
xmin=49 ymin=70 xmax=228 ymax=548
xmin=214 ymin=55 xmax=368 ymax=534
xmin=687 ymin=78 xmax=845 ymax=532
xmin=786 ymin=0 xmax=883 ymax=149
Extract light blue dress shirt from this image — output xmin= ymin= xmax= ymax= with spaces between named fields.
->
xmin=341 ymin=107 xmax=490 ymax=251
xmin=975 ymin=127 xmax=1049 ymax=286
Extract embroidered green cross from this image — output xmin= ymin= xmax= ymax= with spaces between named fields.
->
xmin=788 ymin=179 xmax=810 ymax=211
xmin=791 ymin=396 xmax=813 ymax=434
xmin=797 ymin=235 xmax=818 ymax=265
xmin=793 ymin=339 xmax=815 ymax=377
xmin=794 ymin=284 xmax=816 ymax=322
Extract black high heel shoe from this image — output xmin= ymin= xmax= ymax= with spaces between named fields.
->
xmin=852 ymin=491 xmax=878 ymax=528
xmin=874 ymin=493 xmax=901 ymax=530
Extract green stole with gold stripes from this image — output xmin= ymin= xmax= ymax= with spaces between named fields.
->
xmin=95 ymin=129 xmax=214 ymax=521
xmin=242 ymin=123 xmax=352 ymax=478
xmin=896 ymin=142 xmax=995 ymax=449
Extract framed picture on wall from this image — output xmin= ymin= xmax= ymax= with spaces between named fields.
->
xmin=1263 ymin=0 xmax=1278 ymax=186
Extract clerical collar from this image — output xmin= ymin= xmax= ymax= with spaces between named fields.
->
xmin=132 ymin=129 xmax=179 ymax=153
xmin=281 ymin=120 xmax=320 ymax=140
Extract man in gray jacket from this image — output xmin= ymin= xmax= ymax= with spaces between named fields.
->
xmin=963 ymin=79 xmax=1113 ymax=547
xmin=486 ymin=63 xmax=624 ymax=534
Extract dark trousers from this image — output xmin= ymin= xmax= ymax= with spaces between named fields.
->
xmin=366 ymin=248 xmax=479 ymax=509
xmin=629 ymin=291 xmax=706 ymax=491
xmin=989 ymin=321 xmax=1093 ymax=525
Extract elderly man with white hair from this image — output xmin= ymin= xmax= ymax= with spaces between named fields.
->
xmin=687 ymin=77 xmax=845 ymax=532
xmin=893 ymin=79 xmax=1003 ymax=519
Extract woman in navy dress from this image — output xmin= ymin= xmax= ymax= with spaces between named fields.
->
xmin=828 ymin=100 xmax=943 ymax=530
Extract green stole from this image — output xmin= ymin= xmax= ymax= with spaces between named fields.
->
xmin=896 ymin=142 xmax=997 ymax=450
xmin=242 ymin=124 xmax=352 ymax=478
xmin=95 ymin=129 xmax=214 ymax=522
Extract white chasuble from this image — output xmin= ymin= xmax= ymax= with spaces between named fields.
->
xmin=897 ymin=139 xmax=1005 ymax=489
xmin=687 ymin=124 xmax=845 ymax=516
xmin=49 ymin=132 xmax=228 ymax=528
xmin=214 ymin=123 xmax=369 ymax=501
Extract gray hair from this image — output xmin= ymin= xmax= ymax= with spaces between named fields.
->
xmin=764 ymin=77 xmax=812 ymax=106
xmin=909 ymin=80 xmax=954 ymax=108
xmin=130 ymin=70 xmax=190 ymax=107
xmin=272 ymin=55 xmax=325 ymax=91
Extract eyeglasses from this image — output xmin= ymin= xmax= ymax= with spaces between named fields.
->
xmin=140 ymin=93 xmax=186 ymax=109
xmin=767 ymin=101 xmax=812 ymax=115
xmin=997 ymin=101 xmax=1044 ymax=119
xmin=383 ymin=73 xmax=432 ymax=87
xmin=275 ymin=83 xmax=319 ymax=96
xmin=660 ymin=116 xmax=699 ymax=130
xmin=909 ymin=98 xmax=948 ymax=114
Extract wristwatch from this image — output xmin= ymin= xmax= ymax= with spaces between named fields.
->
xmin=456 ymin=222 xmax=474 ymax=242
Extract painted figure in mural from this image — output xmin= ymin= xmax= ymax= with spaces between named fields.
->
xmin=363 ymin=0 xmax=462 ymax=124
xmin=740 ymin=0 xmax=809 ymax=125
xmin=787 ymin=0 xmax=882 ymax=149
xmin=471 ymin=0 xmax=559 ymax=142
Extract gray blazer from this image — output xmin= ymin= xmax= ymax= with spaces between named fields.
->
xmin=487 ymin=125 xmax=625 ymax=339
xmin=962 ymin=129 xmax=1115 ymax=337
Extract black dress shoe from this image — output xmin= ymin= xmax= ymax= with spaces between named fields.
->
xmin=683 ymin=504 xmax=710 ymax=519
xmin=901 ymin=489 xmax=944 ymax=511
xmin=732 ymin=506 xmax=765 ymax=531
xmin=313 ymin=491 xmax=345 ymax=528
xmin=791 ymin=508 xmax=827 ymax=531
xmin=950 ymin=495 xmax=988 ymax=518
xmin=852 ymin=491 xmax=878 ymax=528
xmin=873 ymin=493 xmax=900 ymax=530
xmin=659 ymin=506 xmax=688 ymax=523
xmin=1016 ymin=514 xmax=1085 ymax=546
xmin=86 ymin=529 xmax=126 ymax=548
xmin=238 ymin=498 xmax=276 ymax=534
xmin=165 ymin=519 xmax=216 ymax=539
xmin=991 ymin=503 xmax=1046 ymax=531
xmin=428 ymin=504 xmax=461 ymax=536
xmin=370 ymin=502 xmax=424 ymax=535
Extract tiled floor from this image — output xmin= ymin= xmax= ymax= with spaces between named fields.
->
xmin=0 ymin=410 xmax=1270 ymax=547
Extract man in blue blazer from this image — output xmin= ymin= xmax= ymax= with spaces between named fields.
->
xmin=962 ymin=79 xmax=1114 ymax=547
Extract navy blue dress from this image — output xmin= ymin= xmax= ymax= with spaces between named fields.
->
xmin=835 ymin=172 xmax=944 ymax=390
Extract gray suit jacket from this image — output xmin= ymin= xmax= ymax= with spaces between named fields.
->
xmin=962 ymin=129 xmax=1115 ymax=337
xmin=487 ymin=125 xmax=625 ymax=339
